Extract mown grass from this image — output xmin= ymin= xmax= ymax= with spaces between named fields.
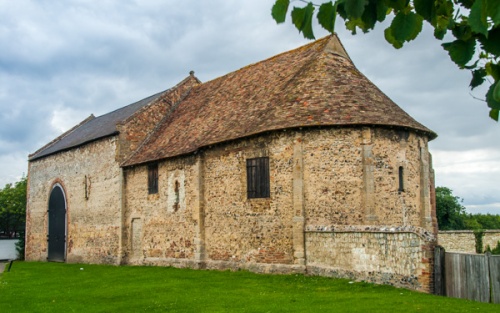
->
xmin=0 ymin=262 xmax=496 ymax=312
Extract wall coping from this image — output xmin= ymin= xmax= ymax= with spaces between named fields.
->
xmin=305 ymin=225 xmax=436 ymax=242
xmin=439 ymin=230 xmax=500 ymax=234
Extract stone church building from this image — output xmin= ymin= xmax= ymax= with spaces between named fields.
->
xmin=26 ymin=35 xmax=438 ymax=292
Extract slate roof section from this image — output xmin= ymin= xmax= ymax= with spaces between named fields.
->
xmin=123 ymin=35 xmax=436 ymax=167
xmin=29 ymin=90 xmax=168 ymax=161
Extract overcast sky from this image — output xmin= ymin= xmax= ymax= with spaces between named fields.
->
xmin=0 ymin=1 xmax=498 ymax=214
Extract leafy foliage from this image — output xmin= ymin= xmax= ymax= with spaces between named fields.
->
xmin=271 ymin=0 xmax=500 ymax=121
xmin=435 ymin=186 xmax=467 ymax=230
xmin=0 ymin=177 xmax=27 ymax=239
xmin=435 ymin=186 xmax=500 ymax=231
xmin=473 ymin=229 xmax=484 ymax=253
xmin=484 ymin=241 xmax=500 ymax=254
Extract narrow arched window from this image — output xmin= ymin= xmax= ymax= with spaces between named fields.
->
xmin=173 ymin=180 xmax=180 ymax=211
xmin=398 ymin=166 xmax=404 ymax=193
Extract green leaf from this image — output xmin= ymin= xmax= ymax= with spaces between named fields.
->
xmin=480 ymin=27 xmax=500 ymax=56
xmin=414 ymin=0 xmax=434 ymax=23
xmin=357 ymin=0 xmax=388 ymax=32
xmin=291 ymin=3 xmax=316 ymax=39
xmin=345 ymin=18 xmax=362 ymax=34
xmin=494 ymin=79 xmax=500 ymax=102
xmin=434 ymin=27 xmax=447 ymax=40
xmin=470 ymin=68 xmax=487 ymax=89
xmin=469 ymin=0 xmax=488 ymax=37
xmin=271 ymin=0 xmax=290 ymax=24
xmin=384 ymin=0 xmax=409 ymax=11
xmin=486 ymin=81 xmax=500 ymax=109
xmin=384 ymin=27 xmax=403 ymax=49
xmin=485 ymin=62 xmax=500 ymax=80
xmin=318 ymin=1 xmax=337 ymax=33
xmin=442 ymin=39 xmax=476 ymax=67
xmin=490 ymin=108 xmax=499 ymax=121
xmin=344 ymin=0 xmax=368 ymax=19
xmin=456 ymin=0 xmax=475 ymax=10
xmin=389 ymin=11 xmax=423 ymax=43
xmin=451 ymin=22 xmax=472 ymax=41
xmin=375 ymin=0 xmax=388 ymax=22
xmin=488 ymin=0 xmax=500 ymax=27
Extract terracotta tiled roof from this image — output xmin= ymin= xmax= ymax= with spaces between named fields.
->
xmin=123 ymin=35 xmax=435 ymax=167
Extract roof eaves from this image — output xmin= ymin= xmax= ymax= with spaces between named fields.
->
xmin=29 ymin=131 xmax=119 ymax=161
xmin=28 ymin=114 xmax=96 ymax=161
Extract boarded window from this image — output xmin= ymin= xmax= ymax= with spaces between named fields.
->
xmin=148 ymin=163 xmax=158 ymax=194
xmin=246 ymin=157 xmax=270 ymax=199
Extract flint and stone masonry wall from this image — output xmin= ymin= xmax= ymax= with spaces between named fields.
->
xmin=26 ymin=137 xmax=122 ymax=264
xmin=26 ymin=126 xmax=436 ymax=292
xmin=438 ymin=230 xmax=500 ymax=253
xmin=120 ymin=127 xmax=436 ymax=291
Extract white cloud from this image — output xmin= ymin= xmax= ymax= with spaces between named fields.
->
xmin=0 ymin=0 xmax=498 ymax=214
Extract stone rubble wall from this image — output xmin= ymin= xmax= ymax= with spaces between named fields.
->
xmin=121 ymin=127 xmax=436 ymax=292
xmin=122 ymin=156 xmax=198 ymax=264
xmin=202 ymin=133 xmax=295 ymax=265
xmin=26 ymin=137 xmax=121 ymax=264
xmin=305 ymin=226 xmax=435 ymax=292
xmin=438 ymin=230 xmax=500 ymax=253
xmin=26 ymin=124 xmax=436 ymax=292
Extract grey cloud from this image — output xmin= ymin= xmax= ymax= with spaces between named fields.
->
xmin=0 ymin=0 xmax=498 ymax=213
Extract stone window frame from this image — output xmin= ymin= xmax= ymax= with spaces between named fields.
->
xmin=246 ymin=157 xmax=270 ymax=199
xmin=148 ymin=163 xmax=159 ymax=194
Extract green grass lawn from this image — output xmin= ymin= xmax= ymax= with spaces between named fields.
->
xmin=0 ymin=262 xmax=496 ymax=312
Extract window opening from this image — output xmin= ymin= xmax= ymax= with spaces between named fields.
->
xmin=148 ymin=163 xmax=159 ymax=194
xmin=173 ymin=180 xmax=180 ymax=211
xmin=398 ymin=166 xmax=404 ymax=193
xmin=246 ymin=157 xmax=270 ymax=199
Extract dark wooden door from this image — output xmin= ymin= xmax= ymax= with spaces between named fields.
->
xmin=48 ymin=185 xmax=66 ymax=262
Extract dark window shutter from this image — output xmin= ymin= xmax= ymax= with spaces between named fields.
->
xmin=246 ymin=157 xmax=270 ymax=198
xmin=148 ymin=163 xmax=158 ymax=194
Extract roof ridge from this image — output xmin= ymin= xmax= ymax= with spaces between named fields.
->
xmin=197 ymin=36 xmax=333 ymax=87
xmin=119 ymin=73 xmax=202 ymax=126
xmin=120 ymin=85 xmax=196 ymax=167
xmin=29 ymin=114 xmax=95 ymax=160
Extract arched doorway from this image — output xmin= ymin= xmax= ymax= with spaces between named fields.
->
xmin=48 ymin=184 xmax=66 ymax=262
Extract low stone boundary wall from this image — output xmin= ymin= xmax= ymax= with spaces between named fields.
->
xmin=305 ymin=225 xmax=436 ymax=292
xmin=438 ymin=230 xmax=500 ymax=253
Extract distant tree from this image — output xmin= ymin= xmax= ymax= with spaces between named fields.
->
xmin=0 ymin=177 xmax=27 ymax=239
xmin=435 ymin=186 xmax=467 ymax=230
xmin=473 ymin=213 xmax=500 ymax=229
xmin=272 ymin=0 xmax=500 ymax=121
